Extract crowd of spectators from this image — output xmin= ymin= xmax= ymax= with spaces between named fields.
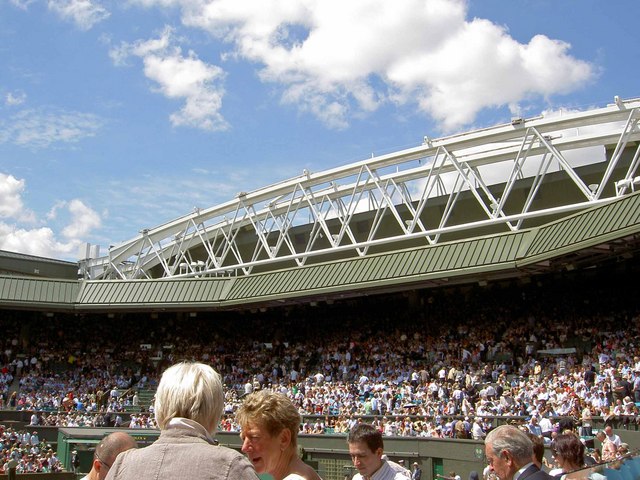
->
xmin=0 ymin=425 xmax=61 ymax=473
xmin=0 ymin=263 xmax=639 ymax=447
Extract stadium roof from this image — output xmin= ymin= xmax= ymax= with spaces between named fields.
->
xmin=78 ymin=97 xmax=640 ymax=283
xmin=0 ymin=249 xmax=78 ymax=280
xmin=2 ymin=98 xmax=640 ymax=313
xmin=1 ymin=189 xmax=639 ymax=312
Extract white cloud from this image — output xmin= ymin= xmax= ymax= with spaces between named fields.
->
xmin=9 ymin=0 xmax=36 ymax=9
xmin=132 ymin=0 xmax=594 ymax=131
xmin=0 ymin=108 xmax=103 ymax=149
xmin=128 ymin=0 xmax=180 ymax=7
xmin=0 ymin=173 xmax=35 ymax=222
xmin=0 ymin=174 xmax=102 ymax=259
xmin=103 ymin=173 xmax=240 ymax=224
xmin=61 ymin=199 xmax=102 ymax=238
xmin=46 ymin=201 xmax=66 ymax=221
xmin=47 ymin=0 xmax=110 ymax=31
xmin=5 ymin=91 xmax=27 ymax=106
xmin=0 ymin=224 xmax=61 ymax=257
xmin=110 ymin=27 xmax=229 ymax=131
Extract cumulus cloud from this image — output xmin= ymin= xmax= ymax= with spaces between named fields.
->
xmin=5 ymin=91 xmax=27 ymax=106
xmin=0 ymin=108 xmax=103 ymax=149
xmin=131 ymin=0 xmax=594 ymax=131
xmin=47 ymin=0 xmax=110 ymax=31
xmin=9 ymin=0 xmax=36 ymax=9
xmin=0 ymin=173 xmax=35 ymax=222
xmin=109 ymin=26 xmax=229 ymax=131
xmin=0 ymin=173 xmax=102 ymax=259
xmin=61 ymin=199 xmax=102 ymax=238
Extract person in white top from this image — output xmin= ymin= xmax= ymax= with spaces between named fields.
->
xmin=348 ymin=423 xmax=409 ymax=480
xmin=603 ymin=425 xmax=621 ymax=447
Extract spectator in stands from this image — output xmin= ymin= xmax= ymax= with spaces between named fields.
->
xmin=603 ymin=425 xmax=621 ymax=447
xmin=525 ymin=433 xmax=545 ymax=472
xmin=411 ymin=462 xmax=422 ymax=480
xmin=2 ymin=269 xmax=640 ymax=442
xmin=537 ymin=414 xmax=554 ymax=442
xmin=347 ymin=423 xmax=410 ymax=479
xmin=436 ymin=472 xmax=461 ymax=480
xmin=472 ymin=418 xmax=486 ymax=440
xmin=0 ymin=425 xmax=60 ymax=473
xmin=81 ymin=432 xmax=137 ymax=480
xmin=616 ymin=442 xmax=630 ymax=459
xmin=236 ymin=390 xmax=321 ymax=480
xmin=484 ymin=425 xmax=552 ymax=480
xmin=105 ymin=361 xmax=258 ymax=480
xmin=526 ymin=416 xmax=542 ymax=437
xmin=594 ymin=431 xmax=617 ymax=462
xmin=549 ymin=433 xmax=585 ymax=479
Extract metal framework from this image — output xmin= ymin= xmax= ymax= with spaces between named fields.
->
xmin=80 ymin=97 xmax=640 ymax=280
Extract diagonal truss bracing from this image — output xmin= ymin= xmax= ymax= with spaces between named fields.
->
xmin=80 ymin=97 xmax=640 ymax=280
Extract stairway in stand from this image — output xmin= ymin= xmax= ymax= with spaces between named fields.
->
xmin=137 ymin=389 xmax=156 ymax=410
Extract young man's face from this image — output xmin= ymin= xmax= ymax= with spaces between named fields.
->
xmin=349 ymin=440 xmax=383 ymax=478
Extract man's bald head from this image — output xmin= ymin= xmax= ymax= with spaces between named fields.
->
xmin=94 ymin=432 xmax=137 ymax=480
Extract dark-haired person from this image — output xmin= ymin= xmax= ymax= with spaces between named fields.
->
xmin=347 ymin=423 xmax=410 ymax=479
xmin=524 ymin=433 xmax=545 ymax=472
xmin=549 ymin=433 xmax=585 ymax=479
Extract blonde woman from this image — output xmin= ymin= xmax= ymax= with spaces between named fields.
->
xmin=237 ymin=390 xmax=322 ymax=480
xmin=106 ymin=362 xmax=258 ymax=480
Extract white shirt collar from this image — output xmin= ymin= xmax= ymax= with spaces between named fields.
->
xmin=166 ymin=417 xmax=216 ymax=443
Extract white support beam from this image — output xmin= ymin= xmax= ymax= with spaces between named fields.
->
xmin=80 ymin=97 xmax=640 ymax=280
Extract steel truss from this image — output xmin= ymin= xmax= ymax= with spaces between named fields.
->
xmin=81 ymin=97 xmax=640 ymax=280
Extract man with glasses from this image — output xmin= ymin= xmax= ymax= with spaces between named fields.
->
xmin=81 ymin=432 xmax=137 ymax=480
xmin=484 ymin=425 xmax=552 ymax=480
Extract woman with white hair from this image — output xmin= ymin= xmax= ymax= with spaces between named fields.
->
xmin=106 ymin=361 xmax=258 ymax=480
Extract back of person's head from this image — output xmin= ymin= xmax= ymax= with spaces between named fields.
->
xmin=551 ymin=433 xmax=584 ymax=466
xmin=526 ymin=432 xmax=544 ymax=466
xmin=485 ymin=425 xmax=533 ymax=465
xmin=348 ymin=423 xmax=383 ymax=453
xmin=96 ymin=431 xmax=138 ymax=464
xmin=94 ymin=431 xmax=137 ymax=479
xmin=618 ymin=442 xmax=630 ymax=456
xmin=557 ymin=417 xmax=575 ymax=434
xmin=154 ymin=361 xmax=224 ymax=432
xmin=236 ymin=390 xmax=301 ymax=447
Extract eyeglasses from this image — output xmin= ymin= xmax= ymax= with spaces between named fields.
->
xmin=95 ymin=452 xmax=111 ymax=469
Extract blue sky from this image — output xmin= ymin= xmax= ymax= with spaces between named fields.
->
xmin=0 ymin=0 xmax=637 ymax=260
